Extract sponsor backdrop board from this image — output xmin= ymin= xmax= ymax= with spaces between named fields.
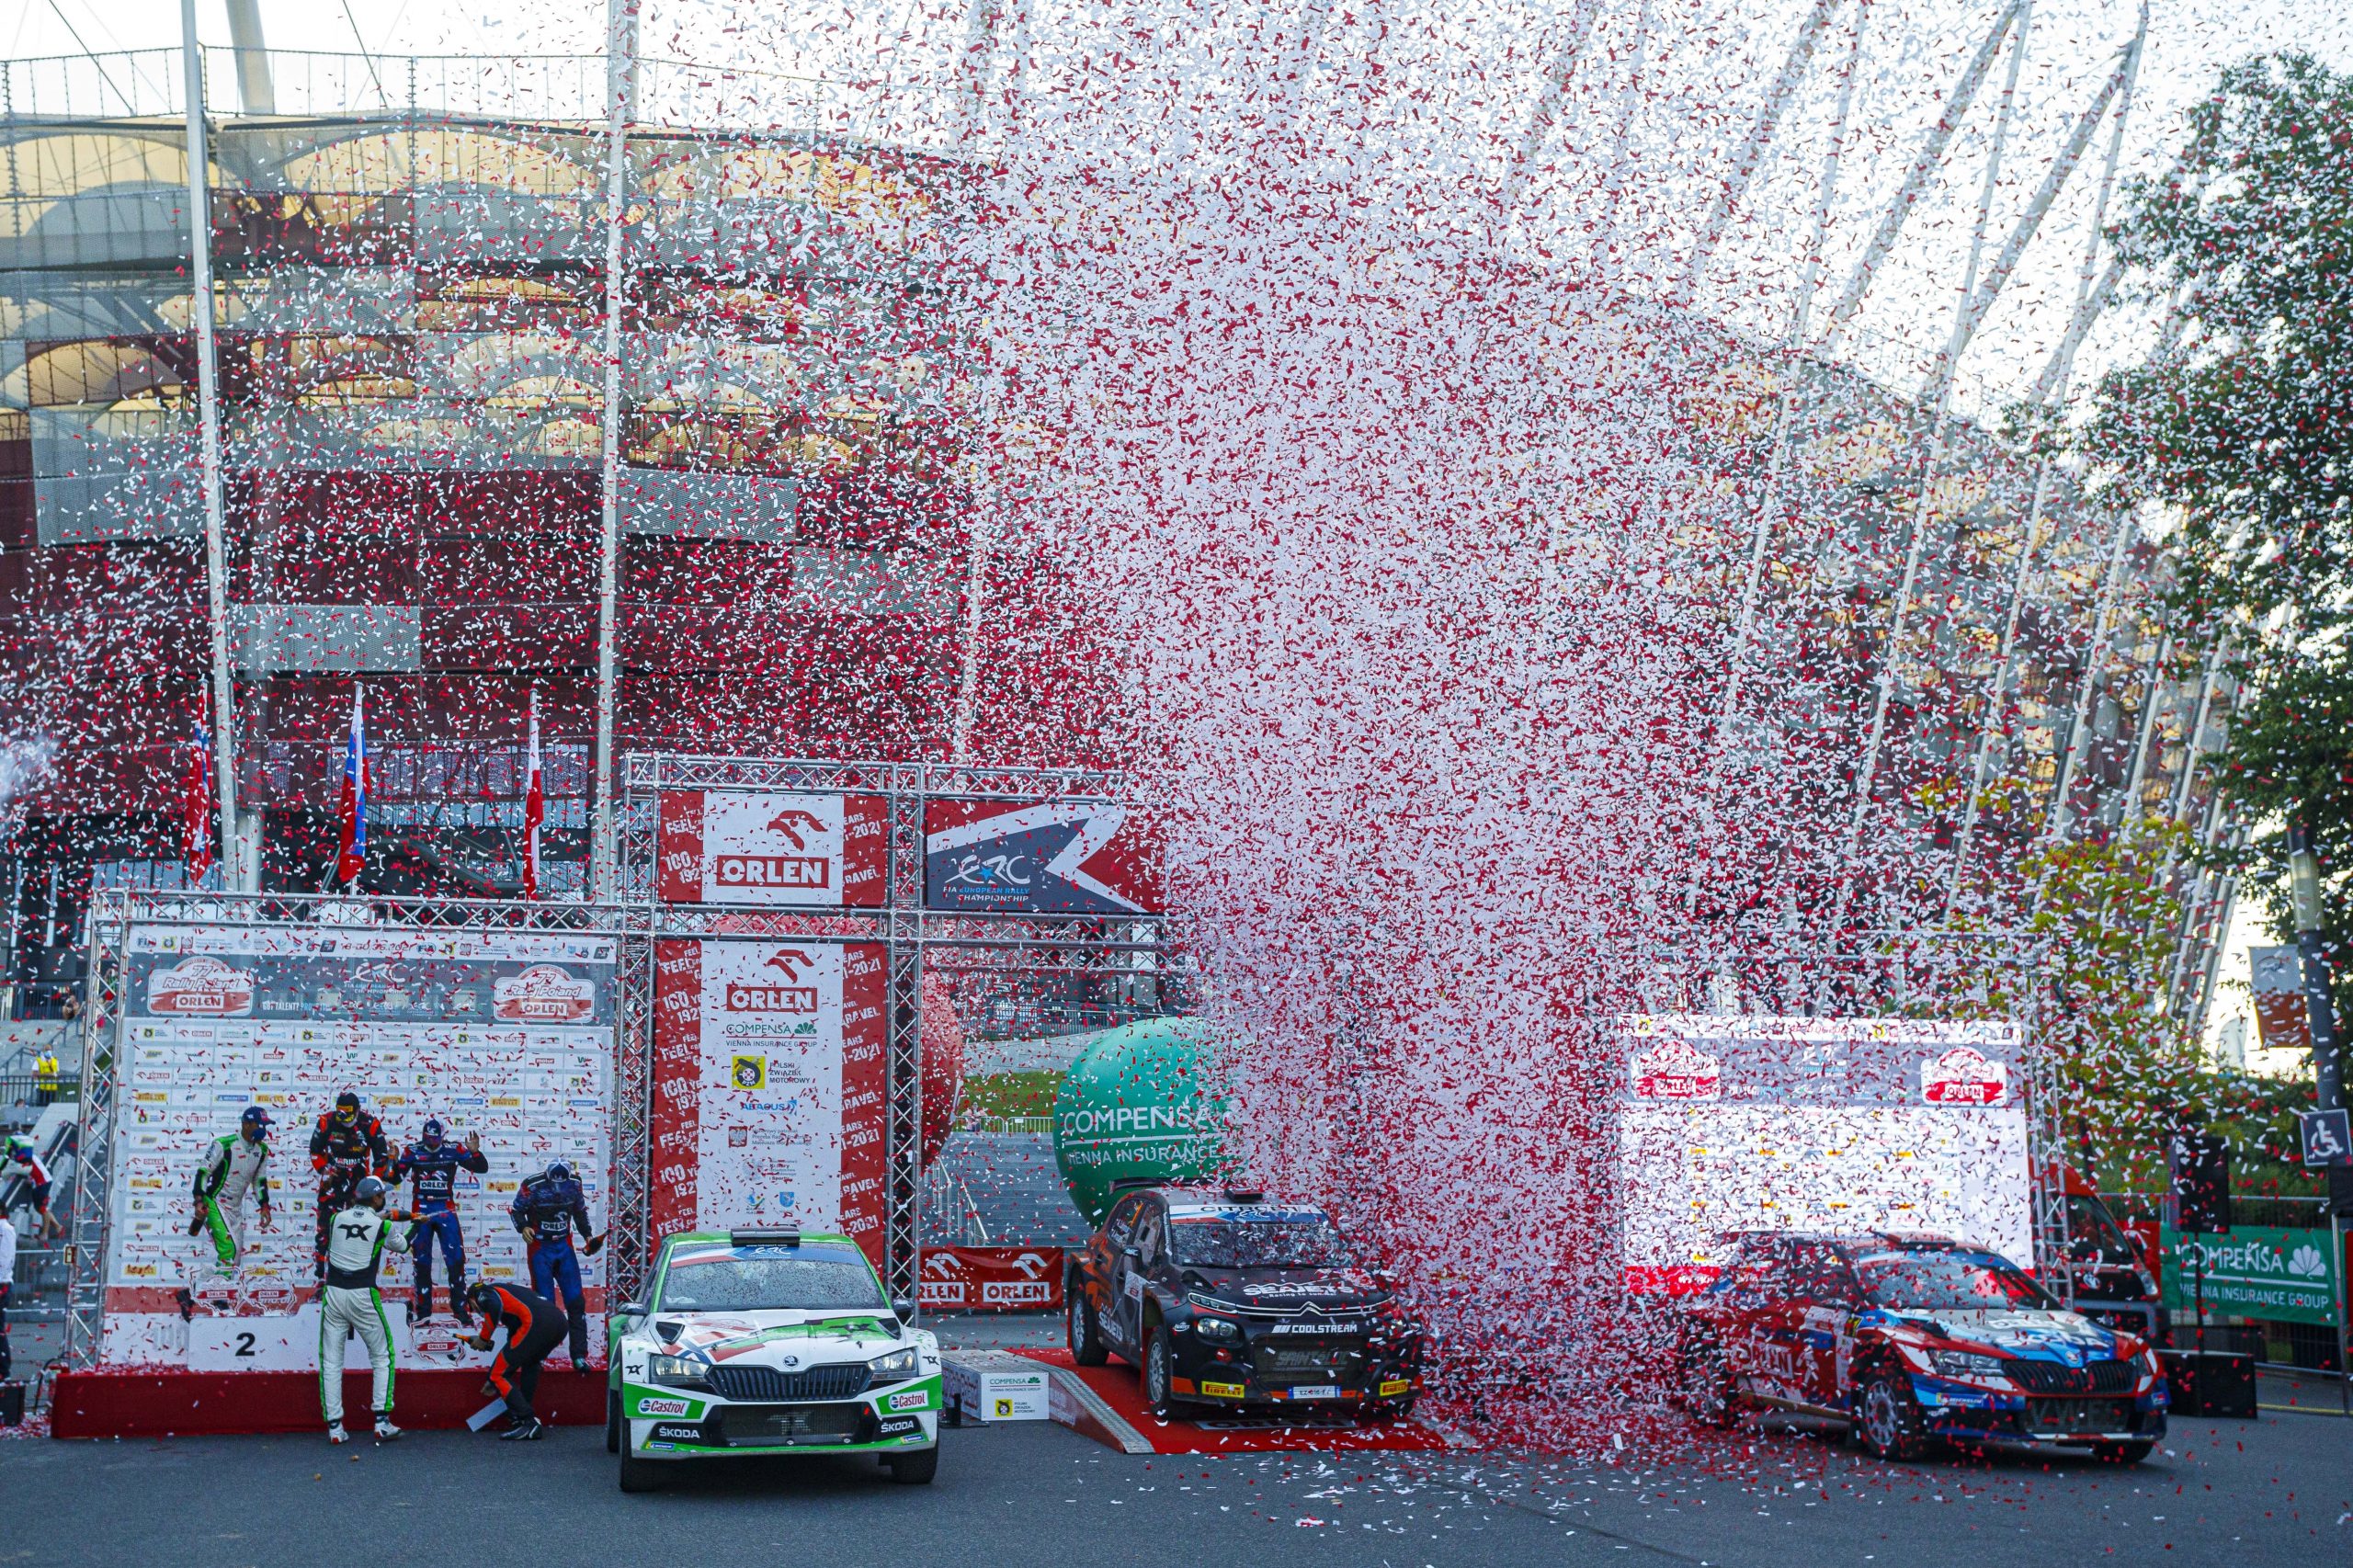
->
xmin=656 ymin=790 xmax=888 ymax=907
xmin=2160 ymin=1225 xmax=2345 ymax=1327
xmin=923 ymin=797 xmax=1163 ymax=915
xmin=1616 ymin=1017 xmax=2032 ymax=1291
xmin=104 ymin=923 xmax=619 ymax=1370
xmin=650 ymin=938 xmax=888 ymax=1267
xmin=917 ymin=1245 xmax=1066 ymax=1312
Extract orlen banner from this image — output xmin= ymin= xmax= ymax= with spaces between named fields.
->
xmin=923 ymin=797 xmax=1163 ymax=915
xmin=651 ymin=938 xmax=888 ymax=1267
xmin=657 ymin=790 xmax=888 ymax=907
xmin=917 ymin=1245 xmax=1066 ymax=1312
xmin=103 ymin=923 xmax=618 ymax=1371
xmin=1617 ymin=1017 xmax=2032 ymax=1292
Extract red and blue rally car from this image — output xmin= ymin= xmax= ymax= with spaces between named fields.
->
xmin=1675 ymin=1231 xmax=2167 ymax=1463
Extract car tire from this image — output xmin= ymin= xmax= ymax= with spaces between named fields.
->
xmin=618 ymin=1419 xmax=664 ymax=1494
xmin=1068 ymin=1282 xmax=1109 ymax=1367
xmin=887 ymin=1446 xmax=940 ymax=1484
xmin=1678 ymin=1341 xmax=1735 ymax=1429
xmin=1142 ymin=1324 xmax=1188 ymax=1416
xmin=606 ymin=1389 xmax=621 ymax=1454
xmin=1856 ymin=1369 xmax=1927 ymax=1461
xmin=2093 ymin=1440 xmax=2154 ymax=1466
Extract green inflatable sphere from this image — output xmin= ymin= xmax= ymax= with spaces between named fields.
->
xmin=1053 ymin=1017 xmax=1232 ymax=1224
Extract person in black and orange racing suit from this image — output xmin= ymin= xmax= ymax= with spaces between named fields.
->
xmin=465 ymin=1280 xmax=570 ymax=1440
xmin=309 ymin=1092 xmax=392 ymax=1277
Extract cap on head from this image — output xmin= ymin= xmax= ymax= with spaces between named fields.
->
xmin=421 ymin=1118 xmax=445 ymax=1142
xmin=354 ymin=1176 xmax=387 ymax=1207
xmin=335 ymin=1092 xmax=360 ymax=1119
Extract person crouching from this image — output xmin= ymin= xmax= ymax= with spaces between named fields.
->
xmin=463 ymin=1280 xmax=569 ymax=1440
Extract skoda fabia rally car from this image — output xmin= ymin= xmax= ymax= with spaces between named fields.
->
xmin=607 ymin=1228 xmax=942 ymax=1492
xmin=1675 ymin=1232 xmax=2168 ymax=1463
xmin=1066 ymin=1184 xmax=1426 ymax=1416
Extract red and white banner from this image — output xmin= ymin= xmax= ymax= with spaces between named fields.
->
xmin=917 ymin=1246 xmax=1066 ymax=1312
xmin=656 ymin=790 xmax=887 ymax=907
xmin=651 ymin=938 xmax=889 ymax=1267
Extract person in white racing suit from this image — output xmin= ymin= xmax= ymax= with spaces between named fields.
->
xmin=184 ymin=1107 xmax=276 ymax=1308
xmin=318 ymin=1176 xmax=415 ymax=1444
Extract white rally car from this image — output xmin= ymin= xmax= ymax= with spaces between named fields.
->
xmin=606 ymin=1227 xmax=943 ymax=1491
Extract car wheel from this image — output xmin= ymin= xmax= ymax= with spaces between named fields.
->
xmin=1678 ymin=1342 xmax=1735 ymax=1429
xmin=617 ymin=1417 xmax=664 ymax=1494
xmin=2093 ymin=1440 xmax=2154 ymax=1466
xmin=1856 ymin=1370 xmax=1927 ymax=1461
xmin=606 ymin=1389 xmax=621 ymax=1454
xmin=1142 ymin=1324 xmax=1183 ymax=1415
xmin=886 ymin=1445 xmax=940 ymax=1484
xmin=1068 ymin=1282 xmax=1109 ymax=1367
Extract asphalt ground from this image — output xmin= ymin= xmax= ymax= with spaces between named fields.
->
xmin=4 ymin=1322 xmax=2347 ymax=1568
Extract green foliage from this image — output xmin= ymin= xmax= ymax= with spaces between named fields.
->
xmin=958 ymin=1069 xmax=1063 ymax=1119
xmin=2076 ymin=51 xmax=2353 ymax=1041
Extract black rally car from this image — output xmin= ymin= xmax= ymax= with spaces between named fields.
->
xmin=1065 ymin=1184 xmax=1426 ymax=1416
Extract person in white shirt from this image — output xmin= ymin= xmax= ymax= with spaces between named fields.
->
xmin=0 ymin=1210 xmax=17 ymax=1380
xmin=317 ymin=1176 xmax=415 ymax=1444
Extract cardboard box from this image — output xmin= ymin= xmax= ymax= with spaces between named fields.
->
xmin=943 ymin=1353 xmax=1050 ymax=1423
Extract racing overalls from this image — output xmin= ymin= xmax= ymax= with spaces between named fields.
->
xmin=472 ymin=1282 xmax=569 ymax=1426
xmin=393 ymin=1139 xmax=488 ymax=1315
xmin=308 ymin=1112 xmax=391 ymax=1275
xmin=318 ymin=1203 xmax=409 ymax=1427
xmin=510 ymin=1173 xmax=593 ymax=1360
xmin=188 ymin=1131 xmax=272 ymax=1289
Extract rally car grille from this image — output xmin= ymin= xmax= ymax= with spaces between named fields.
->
xmin=1252 ymin=1346 xmax=1368 ymax=1381
xmin=2006 ymin=1358 xmax=2135 ymax=1396
xmin=2020 ymin=1397 xmax=2136 ymax=1435
xmin=708 ymin=1363 xmax=872 ymax=1403
xmin=711 ymin=1402 xmax=867 ymax=1446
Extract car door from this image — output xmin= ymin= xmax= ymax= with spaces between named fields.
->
xmin=1116 ymin=1203 xmax=1167 ymax=1348
xmin=1092 ymin=1194 xmax=1144 ymax=1339
xmin=1783 ymin=1243 xmax=1863 ymax=1413
xmin=1714 ymin=1241 xmax=1792 ymax=1396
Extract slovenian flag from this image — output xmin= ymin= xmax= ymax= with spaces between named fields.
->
xmin=334 ymin=685 xmax=367 ymax=885
xmin=523 ymin=687 xmax=543 ymax=900
xmin=184 ymin=708 xmax=215 ymax=883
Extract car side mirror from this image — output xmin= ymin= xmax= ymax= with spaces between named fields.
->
xmin=617 ymin=1301 xmax=646 ymax=1318
xmin=891 ymin=1294 xmax=915 ymax=1327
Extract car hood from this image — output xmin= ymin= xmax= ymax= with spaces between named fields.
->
xmin=1877 ymin=1307 xmax=2126 ymax=1361
xmin=1180 ymin=1266 xmax=1392 ymax=1314
xmin=642 ymin=1308 xmax=909 ymax=1362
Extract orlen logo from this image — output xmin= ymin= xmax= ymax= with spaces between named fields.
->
xmin=146 ymin=955 xmax=256 ymax=1017
xmin=723 ymin=949 xmax=820 ymax=1013
xmin=492 ymin=965 xmax=596 ymax=1022
xmin=1921 ymin=1046 xmax=2010 ymax=1106
xmin=715 ymin=853 xmax=829 ymax=891
xmin=763 ymin=808 xmax=827 ymax=849
xmin=1631 ymin=1039 xmax=1721 ymax=1099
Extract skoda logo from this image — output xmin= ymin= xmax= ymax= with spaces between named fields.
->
xmin=2053 ymin=1345 xmax=2082 ymax=1368
xmin=779 ymin=1354 xmax=801 ymax=1368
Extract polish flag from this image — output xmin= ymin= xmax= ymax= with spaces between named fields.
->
xmin=184 ymin=709 xmax=215 ymax=883
xmin=523 ymin=687 xmax=544 ymax=900
xmin=333 ymin=686 xmax=368 ymax=886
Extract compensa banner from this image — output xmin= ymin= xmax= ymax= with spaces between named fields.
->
xmin=103 ymin=923 xmax=619 ymax=1370
xmin=650 ymin=938 xmax=889 ymax=1267
xmin=1616 ymin=1016 xmax=2033 ymax=1292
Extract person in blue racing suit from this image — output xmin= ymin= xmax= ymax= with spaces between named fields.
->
xmin=392 ymin=1119 xmax=488 ymax=1323
xmin=509 ymin=1163 xmax=597 ymax=1362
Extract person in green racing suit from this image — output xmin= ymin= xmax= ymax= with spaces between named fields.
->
xmin=184 ymin=1107 xmax=276 ymax=1309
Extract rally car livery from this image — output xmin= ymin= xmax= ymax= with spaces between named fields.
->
xmin=1066 ymin=1184 xmax=1425 ymax=1416
xmin=1676 ymin=1232 xmax=2167 ymax=1463
xmin=607 ymin=1228 xmax=941 ymax=1491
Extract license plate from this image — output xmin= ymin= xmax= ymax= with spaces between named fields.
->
xmin=1290 ymin=1384 xmax=1339 ymax=1400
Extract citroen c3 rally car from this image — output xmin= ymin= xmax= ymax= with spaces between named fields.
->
xmin=1675 ymin=1232 xmax=2168 ymax=1463
xmin=1066 ymin=1184 xmax=1426 ymax=1416
xmin=607 ymin=1227 xmax=942 ymax=1491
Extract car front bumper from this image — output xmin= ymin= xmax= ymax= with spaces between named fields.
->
xmin=620 ymin=1375 xmax=941 ymax=1458
xmin=1165 ymin=1331 xmax=1422 ymax=1407
xmin=1908 ymin=1373 xmax=2168 ymax=1449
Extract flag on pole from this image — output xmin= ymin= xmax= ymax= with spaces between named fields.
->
xmin=334 ymin=686 xmax=368 ymax=886
xmin=522 ymin=687 xmax=544 ymax=900
xmin=184 ymin=709 xmax=215 ymax=884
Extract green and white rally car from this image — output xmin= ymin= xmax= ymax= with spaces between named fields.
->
xmin=606 ymin=1226 xmax=943 ymax=1492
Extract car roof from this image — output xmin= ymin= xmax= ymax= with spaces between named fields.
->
xmin=662 ymin=1231 xmax=860 ymax=1250
xmin=1735 ymin=1231 xmax=1967 ymax=1255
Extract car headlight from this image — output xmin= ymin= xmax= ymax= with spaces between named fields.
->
xmin=1186 ymin=1290 xmax=1243 ymax=1312
xmin=1927 ymin=1349 xmax=2007 ymax=1380
xmin=1195 ymin=1316 xmax=1241 ymax=1343
xmin=649 ymin=1353 xmax=710 ymax=1390
xmin=869 ymin=1346 xmax=922 ymax=1381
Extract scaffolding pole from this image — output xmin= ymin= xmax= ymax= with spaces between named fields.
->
xmin=1678 ymin=0 xmax=1841 ymax=302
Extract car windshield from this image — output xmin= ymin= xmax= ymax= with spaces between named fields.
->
xmin=1854 ymin=1250 xmax=2051 ymax=1311
xmin=2063 ymin=1195 xmax=2140 ymax=1266
xmin=1171 ymin=1217 xmax=1350 ymax=1269
xmin=655 ymin=1246 xmax=886 ymax=1312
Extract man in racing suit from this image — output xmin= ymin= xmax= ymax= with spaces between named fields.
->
xmin=464 ymin=1279 xmax=568 ymax=1440
xmin=309 ymin=1092 xmax=392 ymax=1278
xmin=184 ymin=1106 xmax=275 ymax=1307
xmin=318 ymin=1176 xmax=415 ymax=1444
xmin=510 ymin=1163 xmax=597 ymax=1362
xmin=392 ymin=1119 xmax=487 ymax=1322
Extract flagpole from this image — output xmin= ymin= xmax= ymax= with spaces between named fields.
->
xmin=525 ymin=687 xmax=543 ymax=902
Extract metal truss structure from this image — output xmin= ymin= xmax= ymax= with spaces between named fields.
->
xmin=620 ymin=754 xmax=1173 ymax=1308
xmin=64 ymin=888 xmax=635 ymax=1370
